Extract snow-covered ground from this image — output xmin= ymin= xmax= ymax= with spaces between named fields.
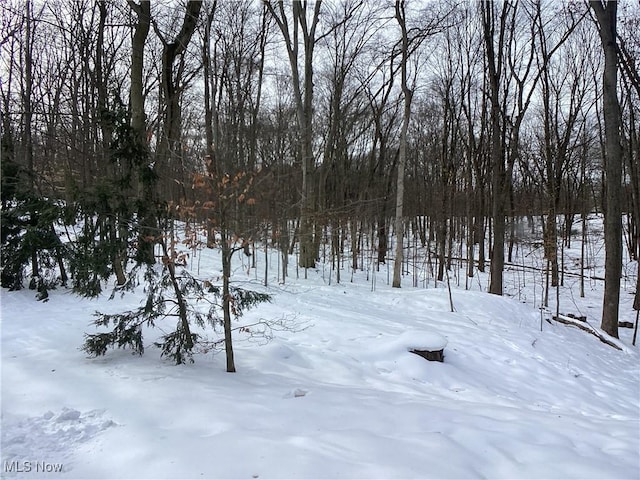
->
xmin=1 ymin=218 xmax=639 ymax=479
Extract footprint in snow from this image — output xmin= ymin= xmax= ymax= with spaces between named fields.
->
xmin=1 ymin=407 xmax=116 ymax=474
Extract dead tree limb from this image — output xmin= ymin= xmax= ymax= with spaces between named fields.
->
xmin=551 ymin=314 xmax=622 ymax=351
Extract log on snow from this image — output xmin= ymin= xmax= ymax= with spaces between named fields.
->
xmin=551 ymin=314 xmax=622 ymax=351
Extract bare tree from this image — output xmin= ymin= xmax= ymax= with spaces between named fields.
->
xmin=391 ymin=1 xmax=450 ymax=288
xmin=482 ymin=1 xmax=582 ymax=295
xmin=616 ymin=3 xmax=639 ymax=330
xmin=22 ymin=0 xmax=37 ymax=280
xmin=359 ymin=46 xmax=400 ymax=269
xmin=316 ymin=1 xmax=381 ymax=282
xmin=391 ymin=1 xmax=412 ymax=288
xmin=590 ymin=0 xmax=623 ymax=338
xmin=264 ymin=0 xmax=324 ymax=270
xmin=535 ymin=5 xmax=592 ymax=295
xmin=480 ymin=0 xmax=508 ymax=295
xmin=153 ymin=0 xmax=203 ymax=202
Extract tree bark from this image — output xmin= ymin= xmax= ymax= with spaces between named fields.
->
xmin=392 ymin=1 xmax=413 ymax=288
xmin=481 ymin=1 xmax=507 ymax=295
xmin=221 ymin=234 xmax=236 ymax=373
xmin=591 ymin=0 xmax=622 ymax=338
xmin=129 ymin=0 xmax=150 ymax=140
xmin=23 ymin=0 xmax=39 ymax=280
xmin=155 ymin=0 xmax=203 ymax=201
xmin=128 ymin=0 xmax=155 ymax=265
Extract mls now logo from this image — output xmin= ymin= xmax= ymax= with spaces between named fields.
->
xmin=4 ymin=461 xmax=64 ymax=473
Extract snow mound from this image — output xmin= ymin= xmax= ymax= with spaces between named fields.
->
xmin=391 ymin=330 xmax=448 ymax=351
xmin=1 ymin=408 xmax=116 ymax=474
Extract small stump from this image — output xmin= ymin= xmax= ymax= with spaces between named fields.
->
xmin=398 ymin=331 xmax=448 ymax=363
xmin=410 ymin=348 xmax=444 ymax=362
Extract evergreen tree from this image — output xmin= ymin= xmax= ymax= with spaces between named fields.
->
xmin=82 ymin=161 xmax=271 ymax=367
xmin=67 ymin=105 xmax=156 ymax=297
xmin=0 ymin=191 xmax=66 ymax=296
xmin=1 ymin=120 xmax=67 ymax=297
xmin=82 ymin=256 xmax=271 ymax=365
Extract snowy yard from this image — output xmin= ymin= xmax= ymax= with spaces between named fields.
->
xmin=1 ymin=229 xmax=639 ymax=479
xmin=2 ymin=0 xmax=639 ymax=477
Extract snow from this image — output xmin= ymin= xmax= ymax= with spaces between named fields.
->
xmin=390 ymin=330 xmax=448 ymax=352
xmin=1 ymin=221 xmax=639 ymax=479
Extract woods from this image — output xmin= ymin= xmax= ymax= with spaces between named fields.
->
xmin=1 ymin=0 xmax=638 ymax=342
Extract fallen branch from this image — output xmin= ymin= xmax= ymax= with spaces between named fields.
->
xmin=441 ymin=255 xmax=605 ymax=281
xmin=551 ymin=314 xmax=622 ymax=351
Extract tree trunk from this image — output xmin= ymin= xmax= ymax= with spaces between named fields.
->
xmin=392 ymin=1 xmax=413 ymax=288
xmin=591 ymin=0 xmax=622 ymax=338
xmin=481 ymin=1 xmax=506 ymax=295
xmin=128 ymin=0 xmax=155 ymax=265
xmin=161 ymin=243 xmax=194 ymax=351
xmin=129 ymin=0 xmax=150 ymax=139
xmin=221 ymin=237 xmax=236 ymax=373
xmin=23 ymin=0 xmax=39 ymax=281
xmin=156 ymin=0 xmax=203 ymax=201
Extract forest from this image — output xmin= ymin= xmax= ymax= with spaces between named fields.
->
xmin=1 ymin=0 xmax=639 ymax=356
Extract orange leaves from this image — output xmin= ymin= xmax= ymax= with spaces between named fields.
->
xmin=185 ymin=157 xmax=260 ymax=228
xmin=162 ymin=249 xmax=189 ymax=267
xmin=192 ymin=173 xmax=207 ymax=190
